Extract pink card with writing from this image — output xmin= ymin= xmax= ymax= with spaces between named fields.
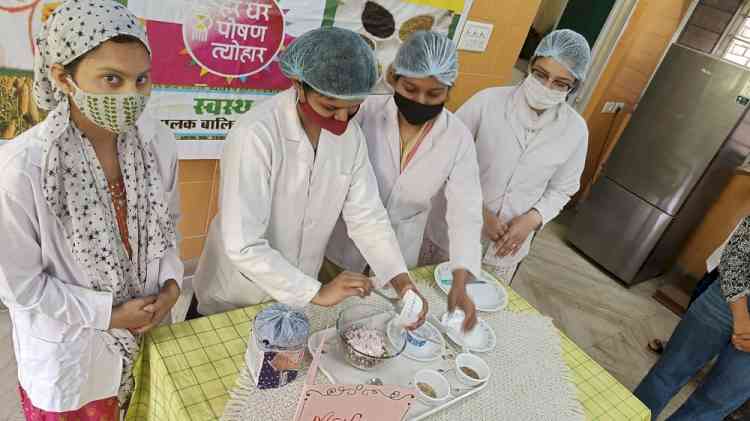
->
xmin=293 ymin=332 xmax=415 ymax=421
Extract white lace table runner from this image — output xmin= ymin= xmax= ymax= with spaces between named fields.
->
xmin=221 ymin=282 xmax=583 ymax=421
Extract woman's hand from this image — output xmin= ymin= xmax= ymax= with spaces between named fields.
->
xmin=447 ymin=269 xmax=477 ymax=332
xmin=495 ymin=210 xmax=542 ymax=257
xmin=482 ymin=207 xmax=508 ymax=242
xmin=732 ymin=320 xmax=750 ymax=352
xmin=731 ymin=297 xmax=750 ymax=352
xmin=312 ymin=272 xmax=373 ymax=307
xmin=133 ymin=280 xmax=181 ymax=334
xmin=110 ymin=296 xmax=157 ymax=330
xmin=390 ymin=273 xmax=428 ymax=330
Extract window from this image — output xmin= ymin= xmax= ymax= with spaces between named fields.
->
xmin=721 ymin=1 xmax=750 ymax=67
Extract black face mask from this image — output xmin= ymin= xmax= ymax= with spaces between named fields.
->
xmin=393 ymin=91 xmax=444 ymax=126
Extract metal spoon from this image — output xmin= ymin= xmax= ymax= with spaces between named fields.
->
xmin=372 ymin=288 xmax=401 ymax=311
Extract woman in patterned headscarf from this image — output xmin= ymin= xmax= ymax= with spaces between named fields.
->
xmin=0 ymin=1 xmax=182 ymax=419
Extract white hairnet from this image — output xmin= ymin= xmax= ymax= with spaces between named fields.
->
xmin=534 ymin=29 xmax=591 ymax=81
xmin=279 ymin=27 xmax=378 ymax=100
xmin=393 ymin=31 xmax=458 ymax=86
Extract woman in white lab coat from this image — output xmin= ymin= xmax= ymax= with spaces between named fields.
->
xmin=326 ymin=31 xmax=483 ymax=330
xmin=426 ymin=29 xmax=592 ymax=283
xmin=191 ymin=28 xmax=427 ymax=323
xmin=0 ymin=2 xmax=182 ymax=418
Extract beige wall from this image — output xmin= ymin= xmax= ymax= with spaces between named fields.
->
xmin=177 ymin=0 xmax=542 ymax=260
xmin=677 ymin=172 xmax=750 ymax=277
xmin=178 ymin=160 xmax=220 ymax=260
xmin=447 ymin=0 xmax=542 ymax=109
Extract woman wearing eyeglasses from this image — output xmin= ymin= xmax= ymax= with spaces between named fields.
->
xmin=425 ymin=29 xmax=592 ymax=283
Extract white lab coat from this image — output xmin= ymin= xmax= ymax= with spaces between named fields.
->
xmin=326 ymin=95 xmax=483 ymax=277
xmin=192 ymin=89 xmax=408 ymax=314
xmin=0 ymin=114 xmax=182 ymax=411
xmin=427 ymin=86 xmax=588 ymax=266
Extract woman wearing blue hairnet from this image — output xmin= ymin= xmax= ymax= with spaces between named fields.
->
xmin=434 ymin=29 xmax=591 ymax=283
xmin=325 ymin=31 xmax=483 ymax=331
xmin=191 ymin=27 xmax=427 ymax=327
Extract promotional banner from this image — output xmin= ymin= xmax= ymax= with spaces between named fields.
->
xmin=0 ymin=0 xmax=473 ymax=157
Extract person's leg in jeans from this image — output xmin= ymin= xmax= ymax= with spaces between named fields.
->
xmin=688 ymin=269 xmax=720 ymax=307
xmin=669 ymin=340 xmax=750 ymax=420
xmin=649 ymin=269 xmax=720 ymax=355
xmin=634 ymin=282 xmax=733 ymax=418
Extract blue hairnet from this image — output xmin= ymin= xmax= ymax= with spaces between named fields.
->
xmin=393 ymin=31 xmax=458 ymax=86
xmin=534 ymin=29 xmax=592 ymax=81
xmin=253 ymin=304 xmax=310 ymax=349
xmin=279 ymin=27 xmax=378 ymax=100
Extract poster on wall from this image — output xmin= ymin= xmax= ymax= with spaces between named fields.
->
xmin=0 ymin=0 xmax=61 ymax=139
xmin=0 ymin=0 xmax=473 ymax=158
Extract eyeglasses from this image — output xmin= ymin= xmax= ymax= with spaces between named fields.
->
xmin=531 ymin=68 xmax=574 ymax=92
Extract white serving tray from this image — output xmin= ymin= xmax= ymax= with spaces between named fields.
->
xmin=308 ymin=323 xmax=488 ymax=421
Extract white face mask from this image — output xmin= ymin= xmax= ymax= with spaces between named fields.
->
xmin=67 ymin=77 xmax=149 ymax=134
xmin=521 ymin=74 xmax=569 ymax=111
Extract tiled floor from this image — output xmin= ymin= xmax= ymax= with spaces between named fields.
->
xmin=510 ymin=215 xmax=691 ymax=419
xmin=0 ymin=216 xmax=697 ymax=420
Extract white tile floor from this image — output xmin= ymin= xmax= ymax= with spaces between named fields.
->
xmin=0 ymin=218 xmax=696 ymax=420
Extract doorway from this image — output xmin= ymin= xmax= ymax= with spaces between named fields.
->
xmin=512 ymin=0 xmax=617 ymax=86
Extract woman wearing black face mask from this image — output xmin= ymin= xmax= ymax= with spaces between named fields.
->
xmin=325 ymin=31 xmax=483 ymax=332
xmin=191 ymin=27 xmax=428 ymax=329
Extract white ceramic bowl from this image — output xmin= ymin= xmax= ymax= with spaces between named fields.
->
xmin=413 ymin=369 xmax=451 ymax=406
xmin=455 ymin=353 xmax=491 ymax=387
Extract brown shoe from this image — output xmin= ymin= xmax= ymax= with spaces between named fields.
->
xmin=648 ymin=339 xmax=664 ymax=355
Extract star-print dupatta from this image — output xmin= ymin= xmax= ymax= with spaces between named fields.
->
xmin=41 ymin=98 xmax=177 ymax=406
xmin=33 ymin=0 xmax=176 ymax=405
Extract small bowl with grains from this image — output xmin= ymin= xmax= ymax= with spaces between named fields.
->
xmin=455 ymin=353 xmax=490 ymax=387
xmin=413 ymin=369 xmax=451 ymax=406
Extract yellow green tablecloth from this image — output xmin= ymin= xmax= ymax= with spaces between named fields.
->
xmin=126 ymin=267 xmax=650 ymax=421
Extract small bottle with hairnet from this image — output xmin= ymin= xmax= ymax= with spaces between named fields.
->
xmin=246 ymin=304 xmax=310 ymax=389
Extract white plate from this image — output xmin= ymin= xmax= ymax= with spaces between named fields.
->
xmin=442 ymin=315 xmax=497 ymax=353
xmin=386 ymin=318 xmax=444 ymax=362
xmin=434 ymin=263 xmax=508 ymax=312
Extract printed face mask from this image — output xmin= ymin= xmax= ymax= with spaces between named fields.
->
xmin=394 ymin=91 xmax=444 ymax=126
xmin=68 ymin=77 xmax=148 ymax=134
xmin=522 ymin=74 xmax=568 ymax=110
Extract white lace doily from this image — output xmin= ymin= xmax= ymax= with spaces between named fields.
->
xmin=221 ymin=282 xmax=583 ymax=421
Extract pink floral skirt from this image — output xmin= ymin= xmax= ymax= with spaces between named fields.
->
xmin=18 ymin=385 xmax=119 ymax=421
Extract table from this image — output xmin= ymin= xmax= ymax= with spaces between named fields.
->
xmin=126 ymin=267 xmax=651 ymax=421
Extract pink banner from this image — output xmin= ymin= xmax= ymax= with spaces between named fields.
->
xmin=146 ymin=19 xmax=294 ymax=91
